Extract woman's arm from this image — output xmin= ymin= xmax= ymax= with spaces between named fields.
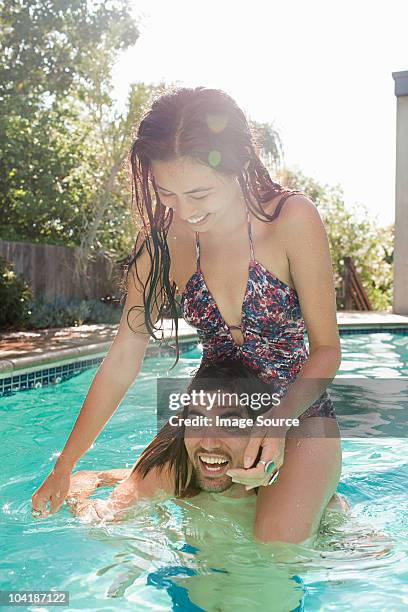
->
xmin=267 ymin=194 xmax=341 ymax=422
xmin=231 ymin=195 xmax=341 ymax=478
xmin=31 ymin=239 xmax=162 ymax=517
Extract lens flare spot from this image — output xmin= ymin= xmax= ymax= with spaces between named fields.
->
xmin=208 ymin=150 xmax=221 ymax=167
xmin=206 ymin=113 xmax=229 ymax=133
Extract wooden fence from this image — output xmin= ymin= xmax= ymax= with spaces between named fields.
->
xmin=0 ymin=240 xmax=121 ymax=303
xmin=342 ymin=256 xmax=372 ymax=310
xmin=0 ymin=241 xmax=376 ymax=310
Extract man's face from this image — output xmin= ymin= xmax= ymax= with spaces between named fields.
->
xmin=183 ymin=398 xmax=250 ymax=494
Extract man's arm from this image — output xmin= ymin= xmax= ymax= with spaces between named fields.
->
xmin=67 ymin=464 xmax=174 ymax=522
xmin=67 ymin=469 xmax=131 ymax=499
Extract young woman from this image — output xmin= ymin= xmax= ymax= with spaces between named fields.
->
xmin=32 ymin=87 xmax=342 ymax=544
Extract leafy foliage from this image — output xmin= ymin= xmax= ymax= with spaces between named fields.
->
xmin=0 ymin=1 xmax=393 ymax=314
xmin=278 ymin=167 xmax=393 ymax=310
xmin=0 ymin=255 xmax=32 ymax=328
xmin=0 ymin=0 xmax=139 ymax=253
xmin=25 ymin=296 xmax=121 ymax=329
xmin=251 ymin=120 xmax=284 ymax=171
xmin=0 ymin=99 xmax=96 ymax=244
xmin=0 ymin=0 xmax=138 ymax=100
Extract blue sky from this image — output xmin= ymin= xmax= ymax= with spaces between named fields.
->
xmin=112 ymin=0 xmax=407 ymax=227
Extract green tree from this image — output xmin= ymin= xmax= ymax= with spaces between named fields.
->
xmin=0 ymin=0 xmax=138 ymax=249
xmin=0 ymin=0 xmax=137 ymax=100
xmin=72 ymin=81 xmax=167 ymax=295
xmin=278 ymin=167 xmax=393 ymax=310
xmin=0 ymin=99 xmax=97 ymax=244
xmin=251 ymin=120 xmax=284 ymax=172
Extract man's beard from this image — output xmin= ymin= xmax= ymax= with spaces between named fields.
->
xmin=192 ymin=465 xmax=233 ymax=493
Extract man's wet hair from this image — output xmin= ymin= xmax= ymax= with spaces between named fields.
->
xmin=131 ymin=358 xmax=278 ymax=497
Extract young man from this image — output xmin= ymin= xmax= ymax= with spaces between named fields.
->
xmin=67 ymin=359 xmax=348 ymax=541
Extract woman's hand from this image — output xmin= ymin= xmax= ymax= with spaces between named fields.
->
xmin=226 ymin=422 xmax=288 ymax=490
xmin=31 ymin=465 xmax=72 ymax=518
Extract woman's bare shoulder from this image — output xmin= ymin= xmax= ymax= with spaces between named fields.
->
xmin=261 ymin=192 xmax=319 ymax=242
xmin=274 ymin=192 xmax=317 ymax=220
xmin=263 ymin=191 xmax=310 ymax=217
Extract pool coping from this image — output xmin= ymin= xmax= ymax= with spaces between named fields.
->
xmin=1 ymin=311 xmax=408 ymax=378
xmin=0 ymin=320 xmax=198 ymax=377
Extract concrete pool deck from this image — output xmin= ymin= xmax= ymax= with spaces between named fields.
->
xmin=1 ymin=311 xmax=408 ymax=376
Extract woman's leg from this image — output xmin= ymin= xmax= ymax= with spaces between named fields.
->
xmin=254 ymin=416 xmax=342 ymax=543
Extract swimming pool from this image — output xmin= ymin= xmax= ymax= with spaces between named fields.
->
xmin=1 ymin=332 xmax=407 ymax=610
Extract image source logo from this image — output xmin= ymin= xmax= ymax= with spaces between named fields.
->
xmin=156 ymin=376 xmax=289 ymax=438
xmin=156 ymin=378 xmax=408 ymax=439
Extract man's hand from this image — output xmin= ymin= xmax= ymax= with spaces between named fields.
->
xmin=66 ymin=469 xmax=131 ymax=501
xmin=66 ymin=468 xmax=139 ymax=522
xmin=65 ymin=471 xmax=103 ymax=522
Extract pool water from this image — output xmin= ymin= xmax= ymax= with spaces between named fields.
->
xmin=1 ymin=332 xmax=407 ymax=610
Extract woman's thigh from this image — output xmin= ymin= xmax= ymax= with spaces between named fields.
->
xmin=254 ymin=416 xmax=342 ymax=544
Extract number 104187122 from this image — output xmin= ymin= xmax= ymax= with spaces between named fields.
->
xmin=0 ymin=591 xmax=69 ymax=606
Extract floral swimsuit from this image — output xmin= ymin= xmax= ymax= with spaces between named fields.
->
xmin=180 ymin=202 xmax=336 ymax=420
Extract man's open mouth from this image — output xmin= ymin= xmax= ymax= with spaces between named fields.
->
xmin=198 ymin=454 xmax=230 ymax=477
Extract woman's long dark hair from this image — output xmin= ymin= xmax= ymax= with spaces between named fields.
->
xmin=132 ymin=358 xmax=277 ymax=498
xmin=121 ymin=86 xmax=302 ymax=361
